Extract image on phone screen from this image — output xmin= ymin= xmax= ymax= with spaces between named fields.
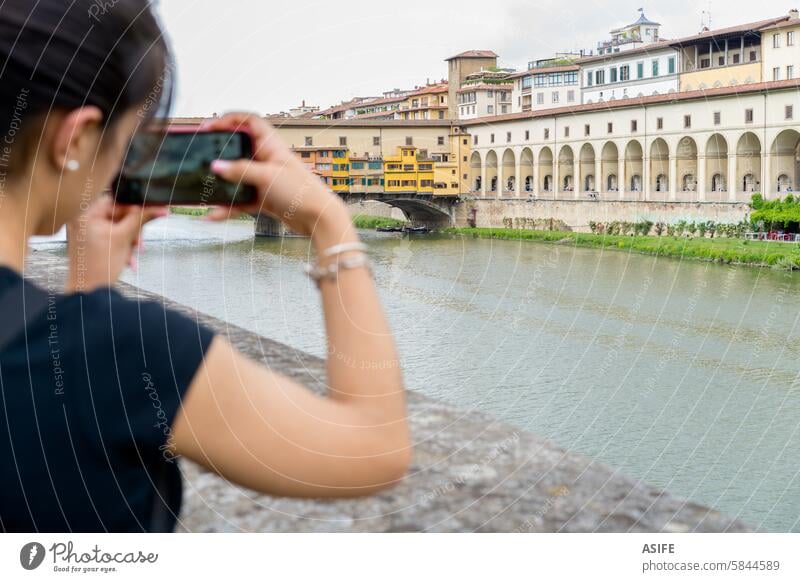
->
xmin=114 ymin=130 xmax=256 ymax=206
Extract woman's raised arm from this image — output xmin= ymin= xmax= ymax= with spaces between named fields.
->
xmin=170 ymin=114 xmax=410 ymax=497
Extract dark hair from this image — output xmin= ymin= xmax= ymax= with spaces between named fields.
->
xmin=0 ymin=0 xmax=172 ymax=169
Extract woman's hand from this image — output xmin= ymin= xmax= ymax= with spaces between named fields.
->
xmin=65 ymin=196 xmax=167 ymax=293
xmin=202 ymin=113 xmax=351 ymax=237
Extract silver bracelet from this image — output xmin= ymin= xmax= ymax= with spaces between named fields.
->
xmin=304 ymin=254 xmax=372 ymax=287
xmin=319 ymin=241 xmax=368 ymax=259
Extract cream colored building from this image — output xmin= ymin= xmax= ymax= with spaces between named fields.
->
xmin=457 ymin=84 xmax=513 ymax=120
xmin=674 ymin=13 xmax=795 ymax=92
xmin=761 ymin=12 xmax=800 ymax=82
xmin=461 ymin=80 xmax=800 ymax=202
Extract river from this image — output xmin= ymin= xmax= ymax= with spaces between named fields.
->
xmin=37 ymin=214 xmax=800 ymax=531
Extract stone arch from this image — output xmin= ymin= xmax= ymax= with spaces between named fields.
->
xmin=538 ymin=146 xmax=554 ymax=193
xmin=558 ymin=145 xmax=575 ymax=193
xmin=770 ymin=129 xmax=800 ymax=197
xmin=485 ymin=150 xmax=498 ymax=197
xmin=469 ymin=151 xmax=482 ymax=194
xmin=736 ymin=132 xmax=761 ymax=198
xmin=501 ymin=148 xmax=516 ymax=196
xmin=579 ymin=143 xmax=595 ymax=193
xmin=705 ymin=133 xmax=728 ymax=201
xmin=601 ymin=141 xmax=619 ymax=194
xmin=676 ymin=136 xmax=698 ymax=200
xmin=625 ymin=140 xmax=645 ymax=197
xmin=521 ymin=147 xmax=534 ymax=193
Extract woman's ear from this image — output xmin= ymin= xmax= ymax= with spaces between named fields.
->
xmin=50 ymin=106 xmax=105 ymax=173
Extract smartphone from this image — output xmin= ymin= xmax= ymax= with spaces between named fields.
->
xmin=113 ymin=127 xmax=257 ymax=206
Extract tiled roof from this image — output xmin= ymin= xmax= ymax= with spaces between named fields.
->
xmin=459 ymin=78 xmax=800 ymax=126
xmin=446 ymin=50 xmax=499 ymax=61
xmin=670 ymin=15 xmax=791 ymax=45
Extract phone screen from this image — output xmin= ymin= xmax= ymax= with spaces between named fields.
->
xmin=114 ymin=130 xmax=257 ymax=206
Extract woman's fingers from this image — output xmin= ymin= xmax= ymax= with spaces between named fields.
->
xmin=202 ymin=112 xmax=285 ymax=162
xmin=204 ymin=207 xmax=244 ymax=222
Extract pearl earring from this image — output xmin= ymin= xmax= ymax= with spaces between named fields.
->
xmin=66 ymin=160 xmax=80 ymax=171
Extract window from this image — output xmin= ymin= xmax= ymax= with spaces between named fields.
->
xmin=564 ymin=126 xmax=570 ymax=138
xmin=304 ymin=136 xmax=313 ymax=146
xmin=567 ymin=90 xmax=576 ymax=102
xmin=713 ymin=111 xmax=721 ymax=125
xmin=719 ymin=56 xmax=725 ymax=66
xmin=700 ymin=58 xmax=711 ymax=68
xmin=745 ymin=109 xmax=754 ymax=124
xmin=490 ymin=134 xmax=495 ymax=144
xmin=506 ymin=132 xmax=512 ymax=143
xmin=300 ymin=151 xmax=311 ymax=159
xmin=437 ymin=136 xmax=445 ymax=146
xmin=774 ymin=67 xmax=781 ymax=81
xmin=749 ymin=50 xmax=757 ymax=62
xmin=656 ymin=117 xmax=664 ymax=130
xmin=732 ymin=53 xmax=741 ymax=64
xmin=584 ymin=124 xmax=591 ymax=136
xmin=552 ymin=92 xmax=559 ymax=103
xmin=339 ymin=136 xmax=347 ymax=146
xmin=774 ymin=33 xmax=781 ymax=48
xmin=473 ymin=135 xmax=478 ymax=145
xmin=487 ymin=90 xmax=494 ymax=98
xmin=788 ymin=65 xmax=795 ymax=79
xmin=789 ymin=31 xmax=796 ymax=46
xmin=668 ymin=56 xmax=676 ymax=74
xmin=786 ymin=105 xmax=794 ymax=120
xmin=586 ymin=71 xmax=593 ymax=87
xmin=620 ymin=65 xmax=630 ymax=81
xmin=607 ymin=122 xmax=613 ymax=134
xmin=610 ymin=67 xmax=618 ymax=83
xmin=373 ymin=136 xmax=381 ymax=146
xmin=684 ymin=115 xmax=691 ymax=129
xmin=544 ymin=128 xmax=550 ymax=140
xmin=595 ymin=70 xmax=605 ymax=85
xmin=405 ymin=136 xmax=413 ymax=146
xmin=652 ymin=59 xmax=659 ymax=77
xmin=525 ymin=130 xmax=530 ymax=140
xmin=631 ymin=119 xmax=638 ymax=132
xmin=487 ymin=105 xmax=494 ymax=114
xmin=537 ymin=93 xmax=545 ymax=105
xmin=637 ymin=62 xmax=644 ymax=79
xmin=501 ymin=105 xmax=509 ymax=114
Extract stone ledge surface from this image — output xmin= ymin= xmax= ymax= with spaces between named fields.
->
xmin=25 ymin=250 xmax=748 ymax=533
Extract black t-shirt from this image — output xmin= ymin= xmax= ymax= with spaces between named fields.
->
xmin=0 ymin=266 xmax=215 ymax=532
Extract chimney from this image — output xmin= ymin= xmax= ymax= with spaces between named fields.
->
xmin=791 ymin=8 xmax=799 ymax=19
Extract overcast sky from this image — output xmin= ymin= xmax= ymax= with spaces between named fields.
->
xmin=156 ymin=1 xmax=794 ymax=117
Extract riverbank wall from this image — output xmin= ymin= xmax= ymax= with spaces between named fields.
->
xmin=25 ymin=250 xmax=749 ymax=532
xmin=456 ymin=199 xmax=751 ymax=232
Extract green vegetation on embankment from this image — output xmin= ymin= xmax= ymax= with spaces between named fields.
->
xmin=352 ymin=215 xmax=407 ymax=229
xmin=169 ymin=206 xmax=253 ymax=220
xmin=445 ymin=227 xmax=800 ymax=271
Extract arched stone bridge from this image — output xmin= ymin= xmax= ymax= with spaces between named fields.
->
xmin=255 ymin=193 xmax=459 ymax=236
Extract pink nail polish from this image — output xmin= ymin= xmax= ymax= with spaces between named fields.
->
xmin=211 ymin=159 xmax=230 ymax=174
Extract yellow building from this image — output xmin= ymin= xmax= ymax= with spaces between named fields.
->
xmin=331 ymin=149 xmax=350 ymax=193
xmin=384 ymin=147 xmax=420 ymax=193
